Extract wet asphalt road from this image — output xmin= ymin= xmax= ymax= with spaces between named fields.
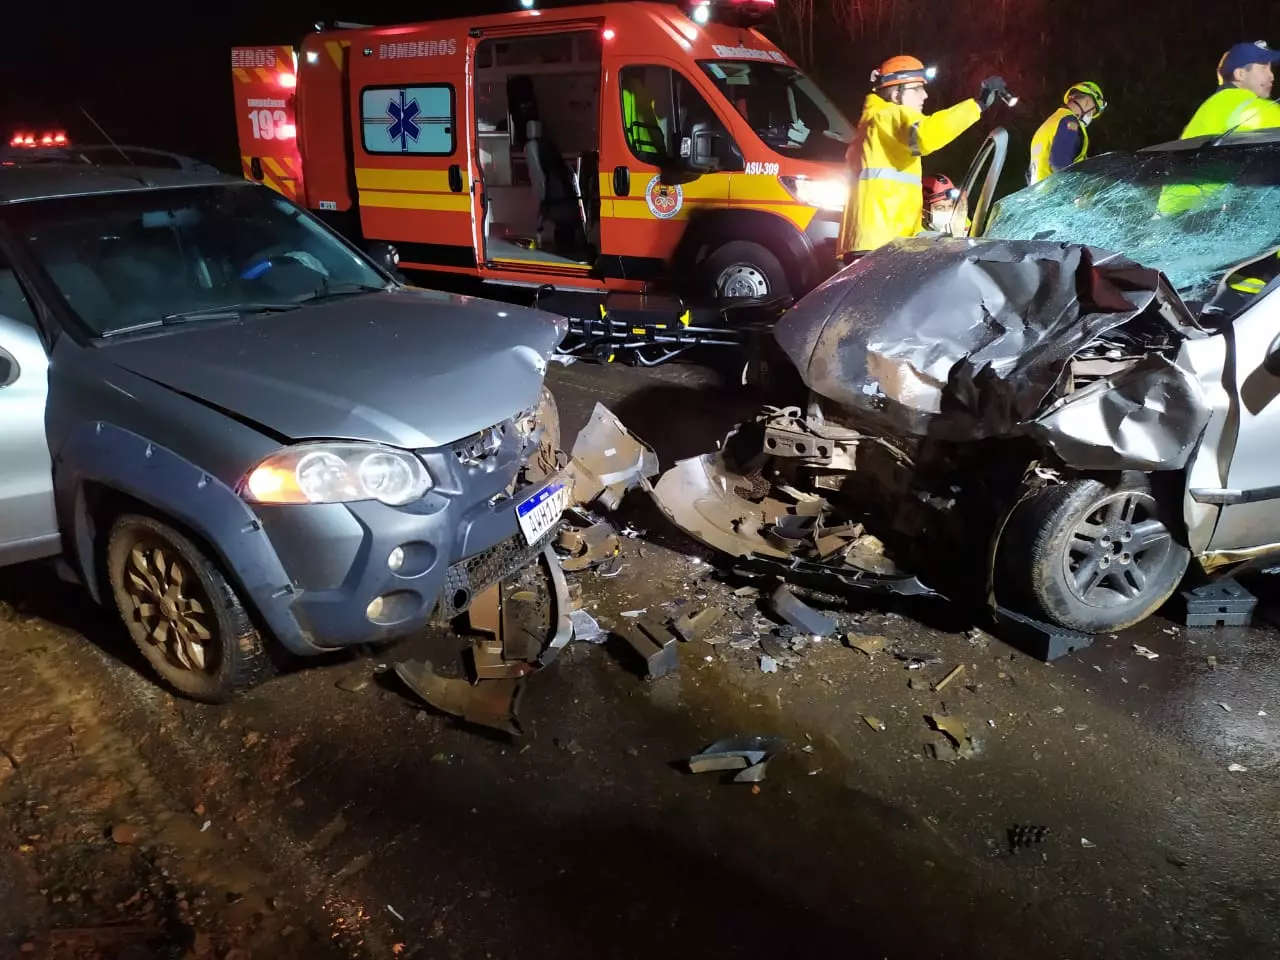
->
xmin=4 ymin=357 xmax=1280 ymax=958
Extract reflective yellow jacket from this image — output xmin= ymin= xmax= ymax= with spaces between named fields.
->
xmin=837 ymin=93 xmax=982 ymax=256
xmin=1159 ymin=88 xmax=1280 ymax=218
xmin=1027 ymin=107 xmax=1088 ymax=185
xmin=1181 ymin=87 xmax=1280 ymax=138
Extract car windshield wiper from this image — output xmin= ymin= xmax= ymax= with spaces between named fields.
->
xmin=293 ymin=280 xmax=390 ymax=304
xmin=99 ymin=302 xmax=300 ymax=338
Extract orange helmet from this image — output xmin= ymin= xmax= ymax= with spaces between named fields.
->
xmin=871 ymin=55 xmax=937 ymax=89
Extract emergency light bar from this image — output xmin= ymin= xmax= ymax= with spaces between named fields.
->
xmin=9 ymin=131 xmax=68 ymax=147
xmin=683 ymin=0 xmax=776 ymax=28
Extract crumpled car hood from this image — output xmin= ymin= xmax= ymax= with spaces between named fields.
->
xmin=773 ymin=237 xmax=1195 ymax=444
xmin=99 ymin=287 xmax=567 ymax=448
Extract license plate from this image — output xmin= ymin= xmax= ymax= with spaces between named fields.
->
xmin=517 ymin=481 xmax=568 ymax=545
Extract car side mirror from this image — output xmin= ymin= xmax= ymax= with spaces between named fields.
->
xmin=365 ymin=241 xmax=404 ymax=280
xmin=681 ymin=122 xmax=722 ymax=174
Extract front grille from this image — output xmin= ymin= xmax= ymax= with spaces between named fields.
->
xmin=452 ymin=421 xmax=511 ymax=466
xmin=433 ymin=524 xmax=559 ymax=623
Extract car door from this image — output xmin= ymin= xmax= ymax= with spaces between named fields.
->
xmin=0 ymin=252 xmax=58 ymax=565
xmin=1200 ymin=283 xmax=1280 ymax=553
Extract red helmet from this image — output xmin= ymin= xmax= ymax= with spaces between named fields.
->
xmin=871 ymin=55 xmax=937 ymax=89
xmin=923 ymin=174 xmax=960 ymax=204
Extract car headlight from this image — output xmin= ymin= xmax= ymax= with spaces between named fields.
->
xmin=781 ymin=175 xmax=848 ymax=211
xmin=240 ymin=443 xmax=431 ymax=506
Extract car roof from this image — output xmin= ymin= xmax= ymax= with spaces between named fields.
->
xmin=0 ymin=163 xmax=244 ymax=204
xmin=1142 ymin=127 xmax=1280 ymax=153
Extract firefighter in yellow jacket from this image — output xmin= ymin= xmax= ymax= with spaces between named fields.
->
xmin=837 ymin=57 xmax=1006 ymax=260
xmin=1182 ymin=40 xmax=1280 ymax=137
xmin=1027 ymin=82 xmax=1107 ymax=185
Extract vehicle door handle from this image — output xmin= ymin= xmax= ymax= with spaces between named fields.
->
xmin=613 ymin=165 xmax=630 ymax=197
xmin=448 ymin=164 xmax=463 ymax=193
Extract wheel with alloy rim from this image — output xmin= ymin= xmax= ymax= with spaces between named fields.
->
xmin=106 ymin=514 xmax=274 ymax=703
xmin=1002 ymin=476 xmax=1190 ymax=633
xmin=702 ymin=240 xmax=791 ymax=300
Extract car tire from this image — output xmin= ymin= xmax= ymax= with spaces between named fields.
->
xmin=106 ymin=514 xmax=275 ymax=704
xmin=1002 ymin=475 xmax=1190 ymax=633
xmin=702 ymin=241 xmax=791 ymax=300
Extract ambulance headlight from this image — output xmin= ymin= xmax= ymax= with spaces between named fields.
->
xmin=781 ymin=176 xmax=848 ymax=212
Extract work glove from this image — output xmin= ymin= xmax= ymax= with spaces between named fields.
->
xmin=977 ymin=76 xmax=1008 ymax=112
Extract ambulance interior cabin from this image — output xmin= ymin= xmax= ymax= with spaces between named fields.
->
xmin=474 ymin=30 xmax=602 ymax=268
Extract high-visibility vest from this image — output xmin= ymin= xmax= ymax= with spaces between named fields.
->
xmin=1182 ymin=87 xmax=1280 ymax=138
xmin=1027 ymin=107 xmax=1088 ymax=184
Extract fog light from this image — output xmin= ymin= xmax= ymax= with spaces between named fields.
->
xmin=388 ymin=546 xmax=405 ymax=571
xmin=366 ymin=596 xmax=385 ymax=620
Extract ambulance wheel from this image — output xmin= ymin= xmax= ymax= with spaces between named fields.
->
xmin=703 ymin=242 xmax=791 ymax=300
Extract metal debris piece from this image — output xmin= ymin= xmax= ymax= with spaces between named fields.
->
xmin=472 ymin=639 xmax=536 ymax=680
xmin=733 ymin=585 xmax=760 ymax=598
xmin=559 ymin=522 xmax=622 ymax=573
xmin=1008 ymin=824 xmax=1050 ymax=851
xmin=1207 ymin=655 xmax=1218 ymax=670
xmin=1080 ymin=838 xmax=1096 ymax=849
xmin=537 ymin=546 xmax=575 ymax=666
xmin=760 ymin=655 xmax=778 ymax=673
xmin=891 ymin=647 xmax=943 ymax=667
xmin=394 ymin=661 xmax=523 ymax=737
xmin=1132 ymin=644 xmax=1159 ymax=660
xmin=846 ymin=633 xmax=886 ymax=657
xmin=1228 ymin=763 xmax=1248 ymax=773
xmin=622 ymin=617 xmax=680 ymax=679
xmin=729 ymin=635 xmax=760 ymax=651
xmin=621 ymin=609 xmax=646 ymax=618
xmin=673 ymin=607 xmax=726 ymax=642
xmin=1217 ymin=702 xmax=1232 ymax=713
xmin=567 ymin=403 xmax=659 ymax=510
xmin=687 ymin=736 xmax=782 ymax=782
xmin=769 ymin=584 xmax=837 ymax=636
xmin=926 ymin=714 xmax=975 ymax=760
xmin=568 ymin=608 xmax=607 ymax=645
xmin=862 ymin=715 xmax=885 ymax=732
xmin=933 ymin=664 xmax=965 ymax=692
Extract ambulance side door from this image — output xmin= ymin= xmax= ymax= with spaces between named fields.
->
xmin=231 ymin=46 xmax=306 ymax=204
xmin=348 ymin=36 xmax=475 ymax=271
xmin=598 ymin=59 xmax=740 ymax=283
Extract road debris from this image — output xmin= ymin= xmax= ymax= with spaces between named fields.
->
xmin=760 ymin=655 xmax=779 ymax=673
xmin=1008 ymin=824 xmax=1050 ymax=852
xmin=1207 ymin=655 xmax=1218 ymax=670
xmin=846 ymin=633 xmax=886 ymax=657
xmin=567 ymin=403 xmax=659 ymax=510
xmin=1217 ymin=702 xmax=1232 ymax=713
xmin=925 ymin=714 xmax=975 ymax=761
xmin=621 ymin=618 xmax=680 ymax=679
xmin=1132 ymin=644 xmax=1160 ymax=660
xmin=568 ymin=608 xmax=607 ymax=645
xmin=673 ymin=606 xmax=726 ymax=642
xmin=862 ymin=715 xmax=885 ymax=732
xmin=933 ymin=664 xmax=965 ymax=693
xmin=1228 ymin=763 xmax=1248 ymax=772
xmin=769 ymin=584 xmax=837 ymax=636
xmin=1081 ymin=838 xmax=1096 ymax=849
xmin=558 ymin=522 xmax=622 ymax=573
xmin=387 ymin=904 xmax=405 ymax=922
xmin=394 ymin=660 xmax=524 ymax=737
xmin=687 ymin=736 xmax=783 ymax=782
xmin=110 ymin=823 xmax=139 ymax=845
xmin=335 ymin=674 xmax=371 ymax=694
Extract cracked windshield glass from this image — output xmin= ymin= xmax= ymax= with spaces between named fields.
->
xmin=12 ymin=184 xmax=387 ymax=336
xmin=985 ymin=144 xmax=1280 ymax=305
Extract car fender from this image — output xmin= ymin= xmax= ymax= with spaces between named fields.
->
xmin=56 ymin=421 xmax=327 ymax=656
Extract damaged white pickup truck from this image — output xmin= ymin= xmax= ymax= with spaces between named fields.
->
xmin=653 ymin=128 xmax=1280 ymax=634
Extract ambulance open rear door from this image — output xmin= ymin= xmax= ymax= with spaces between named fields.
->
xmin=231 ymin=46 xmax=306 ymax=204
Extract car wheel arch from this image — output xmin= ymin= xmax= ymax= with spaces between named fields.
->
xmin=677 ymin=209 xmax=816 ymax=295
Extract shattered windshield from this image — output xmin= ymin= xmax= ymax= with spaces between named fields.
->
xmin=698 ymin=60 xmax=853 ymax=163
xmin=984 ymin=143 xmax=1280 ymax=303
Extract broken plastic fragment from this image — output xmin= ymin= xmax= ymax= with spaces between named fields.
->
xmin=1080 ymin=837 xmax=1096 ymax=849
xmin=1132 ymin=644 xmax=1159 ymax=660
xmin=687 ymin=737 xmax=783 ymax=783
xmin=569 ymin=608 xmax=607 ymax=645
xmin=846 ymin=633 xmax=886 ymax=657
xmin=394 ymin=660 xmax=523 ymax=737
xmin=861 ymin=715 xmax=885 ymax=732
xmin=1228 ymin=763 xmax=1248 ymax=773
xmin=760 ymin=655 xmax=778 ymax=673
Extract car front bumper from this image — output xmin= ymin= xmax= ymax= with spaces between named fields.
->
xmin=248 ymin=433 xmax=566 ymax=654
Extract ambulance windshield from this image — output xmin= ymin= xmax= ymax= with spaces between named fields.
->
xmin=699 ymin=61 xmax=853 ymax=163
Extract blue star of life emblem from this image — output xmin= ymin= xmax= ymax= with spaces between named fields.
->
xmin=387 ymin=92 xmax=421 ymax=148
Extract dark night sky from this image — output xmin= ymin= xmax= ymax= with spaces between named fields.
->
xmin=4 ymin=1 xmax=1278 ymax=175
